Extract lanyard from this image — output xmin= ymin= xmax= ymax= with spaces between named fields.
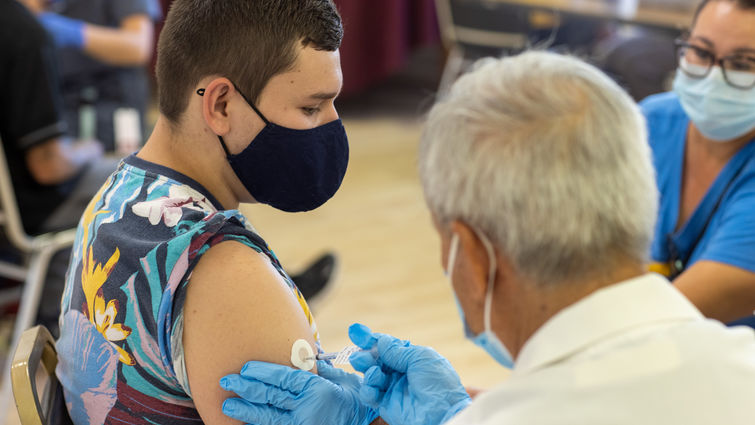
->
xmin=666 ymin=141 xmax=755 ymax=280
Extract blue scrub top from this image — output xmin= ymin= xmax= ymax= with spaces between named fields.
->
xmin=641 ymin=92 xmax=755 ymax=327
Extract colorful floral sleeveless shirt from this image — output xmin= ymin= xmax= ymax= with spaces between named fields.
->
xmin=56 ymin=155 xmax=318 ymax=424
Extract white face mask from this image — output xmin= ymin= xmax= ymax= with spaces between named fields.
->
xmin=673 ymin=63 xmax=755 ymax=142
xmin=446 ymin=231 xmax=514 ymax=368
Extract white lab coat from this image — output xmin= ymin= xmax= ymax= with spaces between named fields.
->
xmin=447 ymin=273 xmax=755 ymax=425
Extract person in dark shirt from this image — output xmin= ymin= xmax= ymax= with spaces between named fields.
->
xmin=21 ymin=0 xmax=161 ymax=154
xmin=0 ymin=0 xmax=121 ymax=332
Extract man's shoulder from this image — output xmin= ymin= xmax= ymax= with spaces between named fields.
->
xmin=459 ymin=323 xmax=755 ymax=423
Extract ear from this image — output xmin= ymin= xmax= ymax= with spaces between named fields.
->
xmin=449 ymin=220 xmax=491 ymax=311
xmin=200 ymin=78 xmax=234 ymax=136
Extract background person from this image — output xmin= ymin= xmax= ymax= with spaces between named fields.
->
xmin=220 ymin=51 xmax=755 ymax=425
xmin=0 ymin=0 xmax=119 ymax=333
xmin=641 ymin=0 xmax=755 ymax=327
xmin=22 ymin=0 xmax=161 ymax=153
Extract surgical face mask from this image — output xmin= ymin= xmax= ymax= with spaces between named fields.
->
xmin=673 ymin=64 xmax=755 ymax=142
xmin=200 ymin=85 xmax=349 ymax=212
xmin=446 ymin=232 xmax=514 ymax=369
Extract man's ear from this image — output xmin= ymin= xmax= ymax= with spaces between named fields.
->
xmin=200 ymin=78 xmax=234 ymax=136
xmin=450 ymin=220 xmax=491 ymax=308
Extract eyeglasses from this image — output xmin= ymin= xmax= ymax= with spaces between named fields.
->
xmin=675 ymin=39 xmax=755 ymax=90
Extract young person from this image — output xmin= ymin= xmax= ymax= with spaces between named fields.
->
xmin=56 ymin=1 xmax=370 ymax=424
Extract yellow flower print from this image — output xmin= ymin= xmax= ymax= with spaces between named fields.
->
xmin=93 ymin=288 xmax=135 ymax=365
xmin=80 ymin=246 xmax=135 ymax=365
xmin=78 ymin=193 xmax=135 ymax=365
xmin=81 ymin=246 xmax=119 ymax=320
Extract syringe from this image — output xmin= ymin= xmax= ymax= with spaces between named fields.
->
xmin=292 ymin=340 xmax=377 ymax=371
xmin=307 ymin=345 xmax=366 ymax=365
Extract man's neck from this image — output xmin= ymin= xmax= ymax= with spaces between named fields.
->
xmin=138 ymin=116 xmax=241 ymax=210
xmin=503 ymin=262 xmax=647 ymax=359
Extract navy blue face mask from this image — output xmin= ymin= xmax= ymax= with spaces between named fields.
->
xmin=197 ymin=84 xmax=348 ymax=212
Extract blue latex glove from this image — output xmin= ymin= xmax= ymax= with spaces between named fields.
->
xmin=349 ymin=323 xmax=472 ymax=425
xmin=38 ymin=12 xmax=85 ymax=48
xmin=220 ymin=360 xmax=378 ymax=425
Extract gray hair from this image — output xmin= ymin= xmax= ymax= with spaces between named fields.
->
xmin=419 ymin=51 xmax=658 ymax=285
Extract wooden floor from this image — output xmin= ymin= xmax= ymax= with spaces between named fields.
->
xmin=4 ymin=116 xmax=509 ymax=424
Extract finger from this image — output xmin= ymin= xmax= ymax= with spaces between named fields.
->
xmin=220 ymin=375 xmax=298 ymax=411
xmin=359 ymin=381 xmax=384 ymax=408
xmin=239 ymin=361 xmax=317 ymax=395
xmin=350 ymin=331 xmax=408 ymax=372
xmin=317 ymin=360 xmax=352 ymax=382
xmin=349 ymin=350 xmax=378 ymax=373
xmin=375 ymin=336 xmax=421 ymax=373
xmin=363 ymin=366 xmax=389 ymax=390
xmin=222 ymin=398 xmax=293 ymax=425
xmin=348 ymin=323 xmax=377 ymax=349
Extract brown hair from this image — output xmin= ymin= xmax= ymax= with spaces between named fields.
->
xmin=156 ymin=0 xmax=343 ymax=124
xmin=692 ymin=0 xmax=755 ymax=25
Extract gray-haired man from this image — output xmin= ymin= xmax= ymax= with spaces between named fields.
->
xmin=221 ymin=51 xmax=755 ymax=425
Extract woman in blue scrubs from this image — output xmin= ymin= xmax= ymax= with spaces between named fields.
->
xmin=641 ymin=0 xmax=755 ymax=326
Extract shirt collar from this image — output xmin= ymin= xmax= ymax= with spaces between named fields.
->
xmin=513 ymin=273 xmax=703 ymax=376
xmin=124 ymin=153 xmax=225 ymax=211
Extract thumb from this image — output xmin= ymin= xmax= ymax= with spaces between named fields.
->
xmin=348 ymin=323 xmax=377 ymax=349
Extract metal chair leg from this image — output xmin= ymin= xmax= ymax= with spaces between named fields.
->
xmin=0 ymin=245 xmax=58 ymax=421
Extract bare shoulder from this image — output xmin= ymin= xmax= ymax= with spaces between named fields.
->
xmin=183 ymin=241 xmax=317 ymax=424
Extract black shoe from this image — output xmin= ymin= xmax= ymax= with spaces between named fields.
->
xmin=290 ymin=253 xmax=337 ymax=302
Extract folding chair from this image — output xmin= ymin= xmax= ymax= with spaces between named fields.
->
xmin=0 ymin=140 xmax=76 ymax=420
xmin=435 ymin=0 xmax=532 ymax=94
xmin=11 ymin=325 xmax=72 ymax=425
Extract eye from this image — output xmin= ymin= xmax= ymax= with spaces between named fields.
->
xmin=725 ymin=57 xmax=755 ymax=72
xmin=301 ymin=107 xmax=320 ymax=116
xmin=688 ymin=45 xmax=714 ymax=63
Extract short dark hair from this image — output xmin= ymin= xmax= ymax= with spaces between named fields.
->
xmin=692 ymin=0 xmax=755 ymax=25
xmin=156 ymin=0 xmax=343 ymax=124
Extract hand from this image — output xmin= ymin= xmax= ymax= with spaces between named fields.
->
xmin=38 ymin=12 xmax=85 ymax=48
xmin=72 ymin=139 xmax=104 ymax=162
xmin=349 ymin=323 xmax=472 ymax=425
xmin=220 ymin=360 xmax=377 ymax=425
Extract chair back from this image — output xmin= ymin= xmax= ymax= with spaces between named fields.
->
xmin=11 ymin=325 xmax=72 ymax=425
xmin=0 ymin=139 xmax=35 ymax=253
xmin=436 ymin=0 xmax=531 ymax=51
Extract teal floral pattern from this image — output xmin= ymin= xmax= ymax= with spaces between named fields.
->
xmin=57 ymin=155 xmax=318 ymax=424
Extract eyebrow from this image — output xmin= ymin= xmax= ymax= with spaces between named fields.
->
xmin=689 ymin=36 xmax=714 ymax=48
xmin=307 ymin=91 xmax=340 ymax=100
xmin=689 ymin=36 xmax=755 ymax=56
xmin=732 ymin=47 xmax=755 ymax=56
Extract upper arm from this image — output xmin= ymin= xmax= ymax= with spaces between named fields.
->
xmin=674 ymin=183 xmax=755 ymax=321
xmin=114 ymin=0 xmax=156 ymax=60
xmin=119 ymin=14 xmax=153 ymax=43
xmin=182 ymin=241 xmax=319 ymax=425
xmin=118 ymin=14 xmax=154 ymax=63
